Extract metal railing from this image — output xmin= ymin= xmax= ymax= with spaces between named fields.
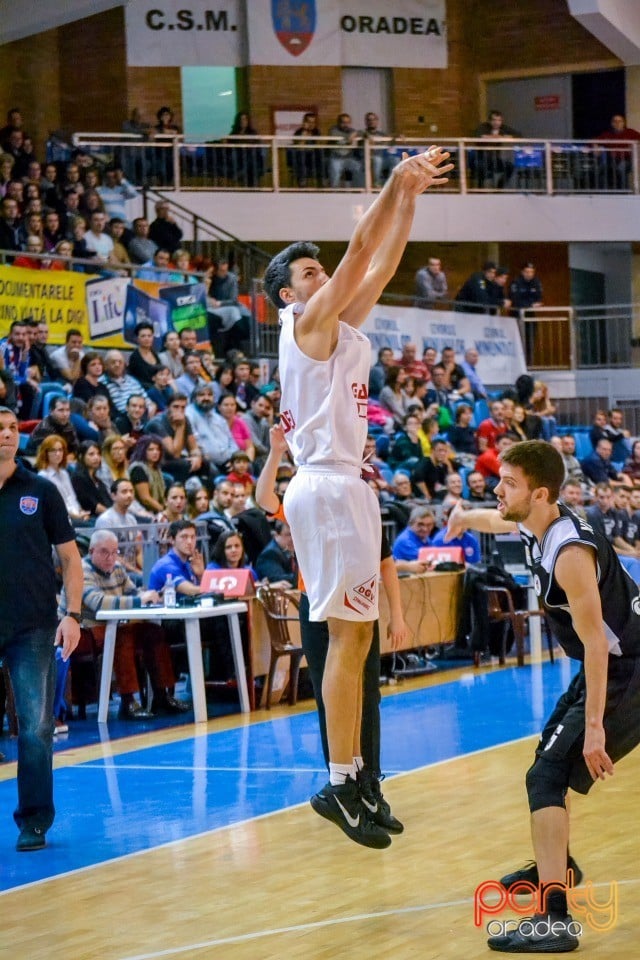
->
xmin=73 ymin=132 xmax=640 ymax=195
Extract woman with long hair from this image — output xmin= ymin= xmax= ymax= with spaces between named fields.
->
xmin=128 ymin=434 xmax=167 ymax=514
xmin=73 ymin=351 xmax=110 ymax=403
xmin=216 ymin=393 xmax=255 ymax=461
xmin=127 ymin=321 xmax=162 ymax=390
xmin=36 ymin=435 xmax=89 ymax=522
xmin=379 ymin=364 xmax=410 ymax=430
xmin=227 ymin=111 xmax=263 ymax=186
xmin=71 ymin=440 xmax=113 ymax=517
xmin=187 ymin=485 xmax=210 ymax=519
xmin=206 ymin=529 xmax=257 ymax=582
xmin=98 ymin=434 xmax=129 ymax=485
xmin=213 ymin=362 xmax=234 ymax=402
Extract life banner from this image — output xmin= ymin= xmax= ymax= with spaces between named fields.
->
xmin=125 ymin=0 xmax=245 ymax=66
xmin=361 ymin=306 xmax=527 ymax=387
xmin=248 ymin=0 xmax=447 ymax=68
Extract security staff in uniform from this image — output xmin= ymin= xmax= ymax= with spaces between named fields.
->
xmin=0 ymin=406 xmax=83 ymax=852
xmin=447 ymin=440 xmax=640 ymax=953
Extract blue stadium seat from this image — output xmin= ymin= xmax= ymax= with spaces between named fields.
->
xmin=474 ymin=398 xmax=490 ymax=425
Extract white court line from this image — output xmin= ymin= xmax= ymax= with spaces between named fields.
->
xmin=117 ymin=878 xmax=640 ymax=960
xmin=72 ymin=764 xmax=333 ymax=774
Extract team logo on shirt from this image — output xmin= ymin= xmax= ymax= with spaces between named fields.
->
xmin=632 ymin=596 xmax=640 ymax=617
xmin=19 ymin=496 xmax=39 ymax=515
xmin=280 ymin=409 xmax=296 ymax=434
xmin=351 ymin=382 xmax=369 ymax=419
xmin=344 ymin=574 xmax=378 ymax=614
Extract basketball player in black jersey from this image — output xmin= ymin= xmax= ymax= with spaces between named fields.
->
xmin=447 ymin=440 xmax=640 ymax=953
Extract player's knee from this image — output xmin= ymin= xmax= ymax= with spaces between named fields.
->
xmin=526 ymin=757 xmax=569 ymax=813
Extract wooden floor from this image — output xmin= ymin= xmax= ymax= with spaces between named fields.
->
xmin=3 ymin=666 xmax=640 ymax=959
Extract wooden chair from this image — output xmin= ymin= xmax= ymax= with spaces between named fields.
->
xmin=480 ymin=585 xmax=554 ymax=667
xmin=0 ymin=662 xmax=18 ymax=737
xmin=255 ymin=586 xmax=304 ymax=709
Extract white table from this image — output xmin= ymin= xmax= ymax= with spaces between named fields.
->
xmin=95 ymin=602 xmax=249 ymax=724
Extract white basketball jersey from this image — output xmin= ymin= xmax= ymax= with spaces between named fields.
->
xmin=278 ymin=303 xmax=370 ymax=468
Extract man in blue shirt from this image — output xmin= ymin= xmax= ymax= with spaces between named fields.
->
xmin=148 ymin=520 xmax=204 ymax=598
xmin=391 ymin=506 xmax=437 ymax=573
xmin=581 ymin=437 xmax=627 ymax=487
xmin=460 ymin=347 xmax=488 ymax=400
xmin=429 ymin=525 xmax=481 ymax=563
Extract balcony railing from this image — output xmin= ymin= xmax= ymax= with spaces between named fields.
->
xmin=73 ymin=132 xmax=640 ymax=194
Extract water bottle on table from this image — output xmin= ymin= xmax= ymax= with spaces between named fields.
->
xmin=164 ymin=574 xmax=176 ymax=608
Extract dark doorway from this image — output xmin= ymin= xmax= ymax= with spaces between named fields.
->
xmin=572 ymin=69 xmax=625 ymax=138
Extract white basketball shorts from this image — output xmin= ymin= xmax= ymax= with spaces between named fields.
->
xmin=283 ymin=464 xmax=381 ymax=622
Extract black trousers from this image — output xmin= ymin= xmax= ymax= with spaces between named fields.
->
xmin=298 ymin=593 xmax=381 ymax=773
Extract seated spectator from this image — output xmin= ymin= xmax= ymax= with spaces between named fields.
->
xmin=70 ymin=216 xmax=97 ymax=268
xmin=147 ymin=519 xmax=204 ymax=599
xmin=586 ymin=483 xmax=626 ymax=550
xmin=149 ymin=200 xmax=183 ymax=253
xmin=94 ymin=478 xmax=144 ymax=579
xmin=476 ymin=399 xmax=508 ymax=452
xmin=197 ymin=477 xmax=237 ymax=545
xmin=229 ymin=358 xmax=260 ymax=411
xmin=42 ymin=208 xmax=64 ymax=252
xmin=446 ymin=403 xmax=477 ymax=456
xmin=217 ymin=392 xmax=255 ymax=459
xmin=417 ymin=412 xmax=441 ymax=457
xmin=158 ymin=482 xmax=187 ymax=524
xmin=114 ymin=393 xmax=149 ymax=446
xmin=581 ymin=437 xmax=628 ymax=488
xmin=187 ymin=484 xmax=210 ymax=519
xmin=226 ymin=111 xmax=264 ymax=187
xmin=379 ymin=365 xmax=410 ymax=430
xmin=614 ymin=486 xmax=640 ymax=554
xmin=206 ymin=528 xmax=258 ymax=581
xmin=588 ymin=409 xmax=608 ymax=448
xmin=388 ymin=412 xmax=424 ymax=470
xmin=400 ymin=343 xmax=429 ymax=381
xmin=127 ymin=321 xmax=162 ymax=390
xmin=529 ymin=379 xmax=557 ymax=439
xmin=391 ymin=506 xmax=437 ymax=572
xmin=83 ymin=210 xmax=113 ymax=262
xmin=466 ymin=469 xmax=497 ymax=502
xmin=174 ymin=350 xmax=208 ymax=399
xmin=290 ymin=111 xmax=322 ymax=187
xmin=97 ymin=434 xmax=129 ymax=490
xmin=1 ymin=318 xmax=40 ymax=418
xmin=128 ymin=434 xmax=167 ymax=514
xmin=48 ymin=328 xmax=84 ymax=384
xmin=128 ymin=216 xmax=158 ymax=265
xmin=186 ymin=383 xmax=239 ymax=472
xmin=64 ymin=529 xmax=187 ymax=719
xmin=255 ymin=521 xmax=297 ymax=587
xmin=241 ymin=393 xmax=272 ymax=466
xmin=623 ymin=439 xmax=640 ymax=487
xmin=81 ymin=395 xmax=117 ymax=445
xmin=425 ymin=365 xmax=455 ymax=430
xmin=107 ymin=218 xmax=131 ymax=264
xmin=71 ymin=440 xmax=112 ymax=517
xmin=429 ymin=501 xmax=481 ymax=563
xmin=101 ymin=349 xmax=152 ymax=414
xmin=455 ymin=261 xmax=496 ymax=313
xmin=96 ymin=163 xmax=137 ymax=224
xmin=146 ymin=393 xmax=204 ymax=484
xmin=147 ymin=364 xmax=176 ymax=412
xmin=559 ymin=434 xmax=585 ymax=483
xmin=137 ymin=247 xmax=174 ymax=283
xmin=475 ymin=433 xmax=515 ymax=488
xmin=412 ymin=437 xmax=458 ymax=500
xmin=414 ymin=256 xmax=448 ymax=307
xmin=158 ymin=329 xmax=184 ymax=380
xmin=559 ymin=478 xmax=587 ymax=520
xmin=368 ymin=346 xmax=395 ymax=400
xmin=27 ymin=319 xmax=57 ymax=383
xmin=206 ymin=258 xmax=252 ymax=353
xmin=13 ymin=235 xmax=50 ymax=269
xmin=442 ymin=471 xmax=465 ymax=504
xmin=600 ymin=408 xmax=631 ymax=458
xmin=328 ymin=113 xmax=363 ymax=188
xmin=170 ymin=248 xmax=197 ymax=283
xmin=596 ymin=113 xmax=640 ymax=188
xmin=226 ymin=450 xmax=256 ymax=495
xmin=0 ymin=368 xmax=18 ymax=413
xmin=440 ymin=346 xmax=473 ymax=399
xmin=460 ymin=347 xmax=488 ymax=400
xmin=36 ymin=435 xmax=89 ymax=521
xmin=28 ymin=395 xmax=79 ymax=456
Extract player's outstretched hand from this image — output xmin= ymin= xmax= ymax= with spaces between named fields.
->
xmin=270 ymin=422 xmax=289 ymax=457
xmin=395 ymin=146 xmax=453 ymax=194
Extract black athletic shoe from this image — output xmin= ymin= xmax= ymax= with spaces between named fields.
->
xmin=357 ymin=769 xmax=404 ymax=834
xmin=310 ymin=777 xmax=392 ymax=849
xmin=500 ymin=857 xmax=583 ymax=891
xmin=488 ymin=913 xmax=580 ymax=953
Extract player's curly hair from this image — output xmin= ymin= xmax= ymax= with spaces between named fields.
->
xmin=262 ymin=241 xmax=320 ymax=308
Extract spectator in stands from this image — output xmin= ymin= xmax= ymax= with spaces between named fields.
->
xmin=73 ymin=352 xmax=109 ymax=404
xmin=291 ymin=112 xmax=322 ymax=187
xmin=186 ymin=484 xmax=210 ymax=520
xmin=417 ymin=412 xmax=441 ymax=457
xmin=585 ymin=482 xmax=626 ymax=549
xmin=0 ymin=369 xmax=18 ymax=413
xmin=460 ymin=346 xmax=488 ymax=399
xmin=114 ymin=394 xmax=148 ymax=446
xmin=612 ymin=486 xmax=640 ymax=555
xmin=128 ymin=434 xmax=167 ymax=514
xmin=0 ymin=108 xmax=25 ymax=150
xmin=581 ymin=436 xmax=628 ymax=487
xmin=242 ymin=393 xmax=272 ymax=465
xmin=60 ymin=187 xmax=82 ymax=238
xmin=512 ymin=401 xmax=543 ymax=440
xmin=0 ymin=195 xmax=21 ymax=251
xmin=35 ymin=435 xmax=89 ymax=522
xmin=70 ymin=440 xmax=112 ymax=517
xmin=425 ymin=365 xmax=456 ymax=430
xmin=599 ymin=407 xmax=631 ymax=450
xmin=0 ymin=153 xmax=14 ymax=195
xmin=487 ymin=266 xmax=511 ymax=314
xmin=476 ymin=398 xmax=507 ymax=452
xmin=146 ymin=393 xmax=203 ymax=483
xmin=13 ymin=234 xmax=48 ymax=269
xmin=197 ymin=477 xmax=236 ymax=544
xmin=0 ymin=319 xmax=41 ymax=417
xmin=559 ymin=434 xmax=585 ymax=483
xmin=379 ymin=364 xmax=410 ymax=429
xmin=127 ymin=321 xmax=162 ymax=390
xmin=28 ymin=321 xmax=58 ymax=383
xmin=48 ymin=328 xmax=84 ymax=384
xmin=559 ymin=478 xmax=587 ymax=519
xmin=147 ymin=364 xmax=175 ymax=412
xmin=174 ymin=350 xmax=208 ymax=398
xmin=226 ymin=111 xmax=264 ymax=187
xmin=368 ymin=346 xmax=395 ymax=400
xmin=108 ymin=218 xmax=131 ymax=264
xmin=230 ymin=358 xmax=259 ymax=411
xmin=97 ymin=435 xmax=129 ymax=490
xmin=466 ymin=469 xmax=496 ymax=502
xmin=447 ymin=403 xmax=477 ymax=456
xmin=206 ymin=258 xmax=252 ymax=352
xmin=455 ymin=261 xmax=496 ymax=312
xmin=82 ymin=396 xmax=117 ymax=447
xmin=158 ymin=483 xmax=187 ymax=524
xmin=400 ymin=342 xmax=429 ymax=380
xmin=415 ymin=256 xmax=448 ymax=307
xmin=413 ymin=437 xmax=457 ymax=500
xmin=84 ymin=210 xmax=114 ymax=262
xmin=226 ymin=450 xmax=256 ymax=495
xmin=96 ymin=164 xmax=137 ymax=224
xmin=128 ymin=217 xmax=158 ymax=264
xmin=206 ymin=528 xmax=257 ymax=581
xmin=102 ymin=350 xmax=152 ymax=414
xmin=137 ymin=247 xmax=174 ymax=282
xmin=623 ymin=439 xmax=640 ymax=488
xmin=147 ymin=519 xmax=204 ymax=600
xmin=529 ymin=379 xmax=557 ymax=439
xmin=70 ymin=216 xmax=96 ymax=268
xmin=471 ymin=110 xmax=521 ymax=188
xmin=389 ymin=412 xmax=424 ymax=471
xmin=596 ymin=114 xmax=640 ymax=189
xmin=186 ymin=383 xmax=239 ymax=472
xmin=158 ymin=330 xmax=184 ymax=379
xmin=439 ymin=346 xmax=470 ymax=398
xmin=28 ymin=396 xmax=79 ymax=456
xmin=17 ymin=211 xmax=44 ymax=250
xmin=255 ymin=522 xmax=297 ymax=587
xmin=429 ymin=499 xmax=481 ymax=563
xmin=42 ymin=209 xmax=64 ymax=253
xmin=509 ymin=261 xmax=543 ymax=315
xmin=475 ymin=432 xmax=515 ymax=489
xmin=360 ymin=111 xmax=400 ymax=187
xmin=588 ymin=409 xmax=608 ymax=448
xmin=328 ymin=113 xmax=363 ymax=188
xmin=149 ymin=200 xmax=182 ymax=253
xmin=391 ymin=506 xmax=437 ymax=571
xmin=94 ymin=478 xmax=145 ymax=576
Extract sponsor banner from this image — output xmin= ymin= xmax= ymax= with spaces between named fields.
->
xmin=0 ymin=265 xmax=88 ymax=340
xmin=125 ymin=0 xmax=245 ymax=66
xmin=361 ymin=305 xmax=527 ymax=386
xmin=123 ymin=284 xmax=171 ymax=350
xmin=249 ymin=0 xmax=447 ymax=68
xmin=86 ymin=276 xmax=130 ymax=341
xmin=159 ymin=282 xmax=209 ymax=341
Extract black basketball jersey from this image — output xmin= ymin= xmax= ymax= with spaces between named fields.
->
xmin=518 ymin=503 xmax=640 ymax=661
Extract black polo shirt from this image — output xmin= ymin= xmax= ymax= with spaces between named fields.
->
xmin=0 ymin=462 xmax=75 ymax=638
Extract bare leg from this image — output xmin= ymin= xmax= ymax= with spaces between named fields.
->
xmin=323 ymin=618 xmax=372 ymax=766
xmin=353 ymin=665 xmax=364 ymax=759
xmin=531 ymin=806 xmax=570 ymax=884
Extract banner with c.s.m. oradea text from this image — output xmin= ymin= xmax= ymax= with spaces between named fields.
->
xmin=125 ymin=0 xmax=245 ymax=66
xmin=248 ymin=0 xmax=447 ymax=68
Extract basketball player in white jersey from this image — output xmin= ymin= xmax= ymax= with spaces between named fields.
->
xmin=263 ymin=147 xmax=452 ymax=848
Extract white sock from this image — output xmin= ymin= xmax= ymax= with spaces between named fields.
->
xmin=329 ymin=762 xmax=354 ymax=786
xmin=353 ymin=755 xmax=364 ymax=774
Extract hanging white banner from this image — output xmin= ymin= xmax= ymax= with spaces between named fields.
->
xmin=125 ymin=0 xmax=245 ymax=66
xmin=247 ymin=0 xmax=447 ymax=68
xmin=361 ymin=306 xmax=526 ymax=386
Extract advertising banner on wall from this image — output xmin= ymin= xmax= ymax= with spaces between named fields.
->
xmin=124 ymin=0 xmax=446 ymax=68
xmin=361 ymin=305 xmax=527 ymax=386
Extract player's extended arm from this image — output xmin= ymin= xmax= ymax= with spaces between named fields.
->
xmin=444 ymin=501 xmax=516 ymax=540
xmin=554 ymin=544 xmax=614 ymax=782
xmin=255 ymin=423 xmax=289 ymax=516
